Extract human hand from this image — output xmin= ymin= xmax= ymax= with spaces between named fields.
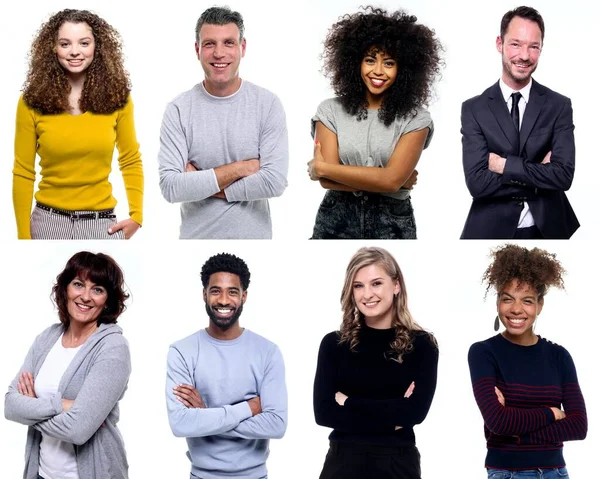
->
xmin=185 ymin=161 xmax=199 ymax=172
xmin=307 ymin=141 xmax=325 ymax=181
xmin=335 ymin=391 xmax=348 ymax=406
xmin=212 ymin=191 xmax=227 ymax=199
xmin=394 ymin=426 xmax=403 ymax=430
xmin=62 ymin=399 xmax=75 ymax=412
xmin=542 ymin=151 xmax=552 ymax=164
xmin=402 ymin=170 xmax=418 ymax=190
xmin=173 ymin=384 xmax=206 ymax=408
xmin=17 ymin=372 xmax=36 ymax=398
xmin=550 ymin=407 xmax=566 ymax=421
xmin=494 ymin=387 xmax=505 ymax=406
xmin=488 ymin=153 xmax=506 ymax=174
xmin=247 ymin=396 xmax=262 ymax=416
xmin=404 ymin=381 xmax=415 ymax=398
xmin=108 ymin=218 xmax=140 ymax=239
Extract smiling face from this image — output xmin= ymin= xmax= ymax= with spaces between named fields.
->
xmin=497 ymin=279 xmax=543 ymax=345
xmin=203 ymin=272 xmax=246 ymax=331
xmin=196 ymin=22 xmax=246 ymax=97
xmin=66 ymin=277 xmax=107 ymax=326
xmin=360 ymin=49 xmax=398 ymax=108
xmin=352 ymin=263 xmax=400 ymax=329
xmin=55 ymin=21 xmax=95 ymax=81
xmin=497 ymin=16 xmax=542 ymax=90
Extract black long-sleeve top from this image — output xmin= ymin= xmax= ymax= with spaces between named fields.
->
xmin=313 ymin=326 xmax=439 ymax=445
xmin=468 ymin=334 xmax=587 ymax=470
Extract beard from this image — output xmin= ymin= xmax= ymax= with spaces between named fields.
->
xmin=502 ymin=55 xmax=537 ymax=86
xmin=205 ymin=302 xmax=243 ymax=331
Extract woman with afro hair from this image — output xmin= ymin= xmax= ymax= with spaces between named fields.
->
xmin=307 ymin=6 xmax=443 ymax=239
xmin=313 ymin=247 xmax=438 ymax=478
xmin=468 ymin=244 xmax=587 ymax=479
xmin=12 ymin=9 xmax=144 ymax=240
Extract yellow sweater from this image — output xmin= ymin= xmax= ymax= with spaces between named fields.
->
xmin=12 ymin=95 xmax=144 ymax=239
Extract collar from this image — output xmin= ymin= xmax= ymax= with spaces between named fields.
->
xmin=201 ymin=79 xmax=244 ymax=99
xmin=498 ymin=78 xmax=532 ymax=104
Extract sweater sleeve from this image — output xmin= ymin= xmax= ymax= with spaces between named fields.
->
xmin=158 ymin=102 xmax=221 ymax=203
xmin=166 ymin=345 xmax=252 ymax=438
xmin=12 ymin=96 xmax=37 ymax=239
xmin=4 ymin=332 xmax=63 ymax=425
xmin=520 ymin=348 xmax=587 ymax=444
xmin=313 ymin=333 xmax=393 ymax=433
xmin=468 ymin=341 xmax=555 ymax=436
xmin=343 ymin=334 xmax=438 ymax=428
xmin=220 ymin=345 xmax=287 ymax=439
xmin=32 ymin=342 xmax=131 ymax=445
xmin=116 ymin=97 xmax=144 ymax=225
xmin=224 ymin=95 xmax=288 ymax=201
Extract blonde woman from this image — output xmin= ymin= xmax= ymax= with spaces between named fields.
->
xmin=313 ymin=247 xmax=438 ymax=478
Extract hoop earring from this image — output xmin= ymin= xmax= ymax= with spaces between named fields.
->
xmin=494 ymin=315 xmax=500 ymax=332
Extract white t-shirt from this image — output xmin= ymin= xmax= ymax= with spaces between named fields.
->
xmin=35 ymin=335 xmax=81 ymax=479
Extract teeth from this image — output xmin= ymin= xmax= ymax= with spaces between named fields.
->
xmin=365 ymin=302 xmax=378 ymax=306
xmin=217 ymin=308 xmax=232 ymax=313
xmin=370 ymin=79 xmax=384 ymax=86
xmin=213 ymin=63 xmax=227 ymax=67
xmin=508 ymin=318 xmax=525 ymax=324
xmin=76 ymin=303 xmax=92 ymax=310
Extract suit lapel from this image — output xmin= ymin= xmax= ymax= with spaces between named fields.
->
xmin=519 ymin=79 xmax=546 ymax=153
xmin=487 ymin=83 xmax=519 ymax=149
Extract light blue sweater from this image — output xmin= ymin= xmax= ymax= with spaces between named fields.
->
xmin=166 ymin=329 xmax=287 ymax=479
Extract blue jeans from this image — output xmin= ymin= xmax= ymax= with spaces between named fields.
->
xmin=487 ymin=468 xmax=569 ymax=479
xmin=311 ymin=190 xmax=417 ymax=239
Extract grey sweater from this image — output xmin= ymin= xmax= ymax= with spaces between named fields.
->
xmin=158 ymin=81 xmax=289 ymax=239
xmin=5 ymin=323 xmax=131 ymax=479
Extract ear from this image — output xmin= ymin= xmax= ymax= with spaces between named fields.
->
xmin=537 ymin=296 xmax=544 ymax=315
xmin=241 ymin=37 xmax=246 ymax=58
xmin=393 ymin=281 xmax=400 ymax=296
xmin=195 ymin=42 xmax=200 ymax=60
xmin=242 ymin=290 xmax=248 ymax=304
xmin=202 ymin=288 xmax=207 ymax=303
xmin=496 ymin=35 xmax=503 ymax=54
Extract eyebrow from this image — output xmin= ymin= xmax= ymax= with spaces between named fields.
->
xmin=500 ymin=292 xmax=536 ymax=300
xmin=58 ymin=37 xmax=93 ymax=41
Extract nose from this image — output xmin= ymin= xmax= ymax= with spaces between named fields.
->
xmin=510 ymin=301 xmax=524 ymax=314
xmin=216 ymin=291 xmax=229 ymax=305
xmin=213 ymin=43 xmax=225 ymax=58
xmin=372 ymin=61 xmax=384 ymax=76
xmin=80 ymin=287 xmax=92 ymax=302
xmin=518 ymin=45 xmax=530 ymax=60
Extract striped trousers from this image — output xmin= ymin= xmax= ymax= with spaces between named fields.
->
xmin=30 ymin=204 xmax=125 ymax=240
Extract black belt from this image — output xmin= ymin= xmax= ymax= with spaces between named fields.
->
xmin=36 ymin=203 xmax=116 ymax=220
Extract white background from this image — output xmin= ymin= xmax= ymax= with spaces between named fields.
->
xmin=0 ymin=0 xmax=598 ymax=239
xmin=0 ymin=0 xmax=598 ymax=477
xmin=0 ymin=240 xmax=598 ymax=477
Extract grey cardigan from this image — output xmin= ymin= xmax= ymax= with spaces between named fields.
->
xmin=4 ymin=323 xmax=131 ymax=479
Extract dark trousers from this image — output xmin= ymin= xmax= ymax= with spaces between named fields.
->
xmin=319 ymin=440 xmax=421 ymax=479
xmin=311 ymin=190 xmax=417 ymax=239
xmin=513 ymin=225 xmax=543 ymax=239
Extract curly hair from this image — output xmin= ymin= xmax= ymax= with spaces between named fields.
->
xmin=339 ymin=247 xmax=433 ymax=363
xmin=53 ymin=251 xmax=129 ymax=327
xmin=201 ymin=253 xmax=251 ymax=290
xmin=23 ymin=9 xmax=130 ymax=114
xmin=483 ymin=244 xmax=565 ymax=298
xmin=321 ymin=6 xmax=443 ymax=126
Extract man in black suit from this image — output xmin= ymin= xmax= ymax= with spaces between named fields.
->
xmin=461 ymin=6 xmax=579 ymax=239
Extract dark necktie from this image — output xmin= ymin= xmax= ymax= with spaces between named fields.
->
xmin=511 ymin=92 xmax=522 ymax=134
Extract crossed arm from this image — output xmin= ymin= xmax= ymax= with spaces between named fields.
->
xmin=313 ymin=334 xmax=438 ymax=433
xmin=307 ymin=122 xmax=424 ymax=193
xmin=5 ymin=342 xmax=131 ymax=445
xmin=158 ymin=97 xmax=288 ymax=204
xmin=166 ymin=346 xmax=287 ymax=439
xmin=462 ymin=99 xmax=575 ymax=199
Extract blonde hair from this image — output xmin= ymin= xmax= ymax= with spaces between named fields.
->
xmin=339 ymin=247 xmax=428 ymax=362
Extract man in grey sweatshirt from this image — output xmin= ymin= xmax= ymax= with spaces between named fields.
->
xmin=158 ymin=6 xmax=289 ymax=239
xmin=166 ymin=253 xmax=287 ymax=479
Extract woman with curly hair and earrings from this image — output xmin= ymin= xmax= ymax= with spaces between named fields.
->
xmin=12 ymin=9 xmax=144 ymax=240
xmin=468 ymin=244 xmax=587 ymax=479
xmin=5 ymin=251 xmax=132 ymax=479
xmin=313 ymin=247 xmax=438 ymax=478
xmin=307 ymin=6 xmax=443 ymax=239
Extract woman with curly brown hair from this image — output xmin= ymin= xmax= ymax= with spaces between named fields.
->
xmin=468 ymin=244 xmax=587 ymax=479
xmin=313 ymin=247 xmax=438 ymax=478
xmin=12 ymin=9 xmax=143 ymax=240
xmin=4 ymin=251 xmax=131 ymax=479
xmin=307 ymin=6 xmax=443 ymax=239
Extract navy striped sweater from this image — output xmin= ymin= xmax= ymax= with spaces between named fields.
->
xmin=468 ymin=334 xmax=587 ymax=470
